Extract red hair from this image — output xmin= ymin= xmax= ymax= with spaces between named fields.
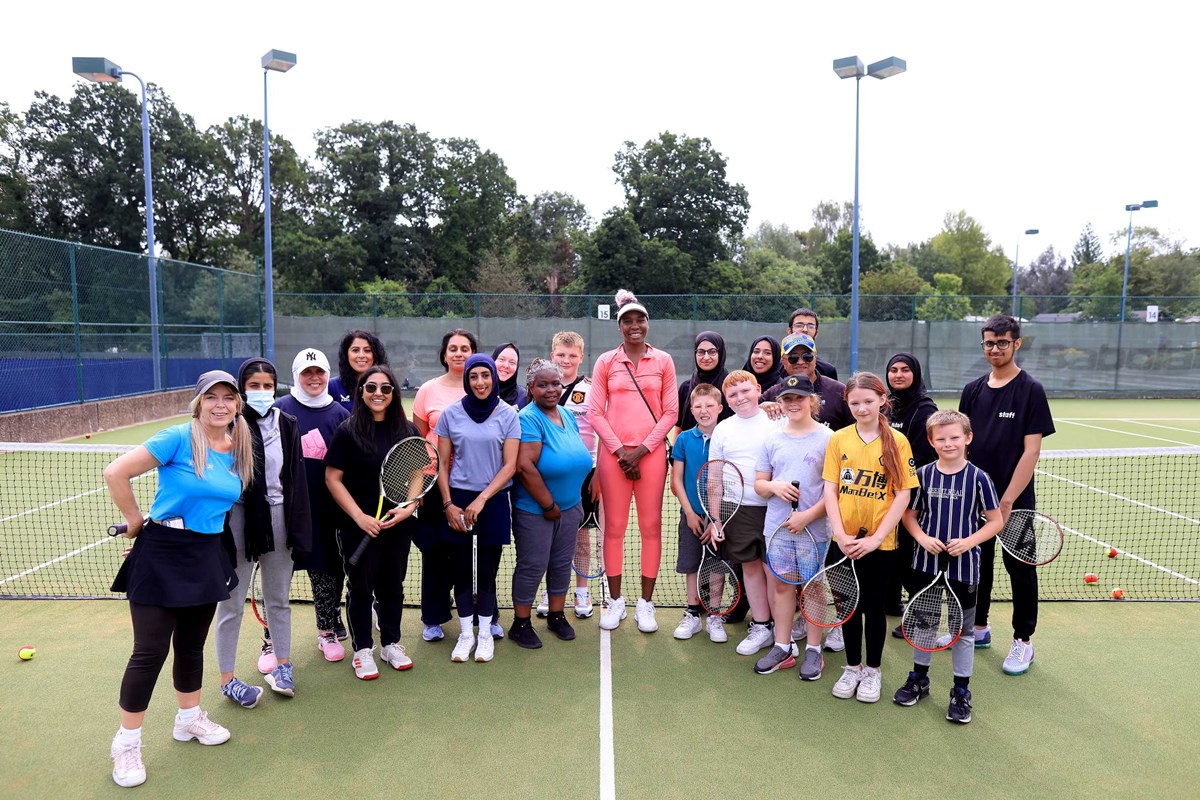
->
xmin=844 ymin=372 xmax=903 ymax=489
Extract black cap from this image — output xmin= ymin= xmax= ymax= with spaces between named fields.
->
xmin=776 ymin=374 xmax=816 ymax=397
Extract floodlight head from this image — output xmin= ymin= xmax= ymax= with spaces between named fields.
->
xmin=262 ymin=49 xmax=297 ymax=73
xmin=72 ymin=57 xmax=121 ymax=83
xmin=867 ymin=56 xmax=907 ymax=79
xmin=833 ymin=56 xmax=865 ymax=79
xmin=1025 ymin=229 xmax=1040 ymax=235
xmin=1125 ymin=203 xmax=1141 ymax=212
xmin=1141 ymin=200 xmax=1158 ymax=208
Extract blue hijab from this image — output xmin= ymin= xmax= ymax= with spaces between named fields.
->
xmin=461 ymin=354 xmax=500 ymax=424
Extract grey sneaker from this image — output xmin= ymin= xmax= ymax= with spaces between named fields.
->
xmin=799 ymin=647 xmax=824 ymax=681
xmin=754 ymin=645 xmax=796 ymax=675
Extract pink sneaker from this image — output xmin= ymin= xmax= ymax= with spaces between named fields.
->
xmin=318 ymin=630 xmax=345 ymax=662
xmin=257 ymin=638 xmax=278 ymax=674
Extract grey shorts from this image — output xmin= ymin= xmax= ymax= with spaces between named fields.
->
xmin=675 ymin=516 xmax=704 ymax=574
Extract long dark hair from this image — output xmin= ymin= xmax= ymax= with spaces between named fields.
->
xmin=347 ymin=365 xmax=410 ymax=455
xmin=438 ymin=328 xmax=479 ymax=371
xmin=336 ymin=329 xmax=389 ymax=397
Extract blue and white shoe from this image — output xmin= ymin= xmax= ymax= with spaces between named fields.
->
xmin=422 ymin=624 xmax=445 ymax=642
xmin=221 ymin=676 xmax=263 ymax=708
xmin=265 ymin=663 xmax=295 ymax=696
xmin=1002 ymin=639 xmax=1034 ymax=675
xmin=973 ymin=625 xmax=992 ymax=649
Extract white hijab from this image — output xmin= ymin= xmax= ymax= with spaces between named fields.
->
xmin=289 ymin=348 xmax=334 ymax=409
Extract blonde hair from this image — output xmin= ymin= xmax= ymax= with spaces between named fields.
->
xmin=551 ymin=331 xmax=584 ymax=352
xmin=926 ymin=409 xmax=972 ymax=436
xmin=188 ymin=392 xmax=254 ymax=490
xmin=780 ymin=391 xmax=821 ymax=422
xmin=722 ymin=370 xmax=757 ymax=392
xmin=689 ymin=383 xmax=722 ymax=405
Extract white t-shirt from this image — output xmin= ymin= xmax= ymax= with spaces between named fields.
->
xmin=708 ymin=411 xmax=780 ymax=507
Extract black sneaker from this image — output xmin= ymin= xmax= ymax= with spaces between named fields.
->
xmin=947 ymin=686 xmax=973 ymax=724
xmin=892 ymin=671 xmax=931 ymax=706
xmin=509 ymin=618 xmax=543 ymax=649
xmin=891 ymin=624 xmax=905 ymax=639
xmin=546 ymin=612 xmax=576 ymax=641
xmin=333 ymin=615 xmax=348 ymax=642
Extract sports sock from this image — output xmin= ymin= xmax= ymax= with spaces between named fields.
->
xmin=575 ymin=587 xmax=590 ymax=600
xmin=176 ymin=706 xmax=200 ymax=724
xmin=806 ymin=645 xmax=821 ymax=653
xmin=914 ymin=663 xmax=930 ymax=675
xmin=773 ymin=642 xmax=791 ymax=652
xmin=115 ymin=726 xmax=141 ymax=745
xmin=459 ymin=616 xmax=474 ymax=635
xmin=953 ymin=676 xmax=970 ymax=688
xmin=477 ymin=615 xmax=493 ymax=634
xmin=686 ymin=604 xmax=702 ymax=617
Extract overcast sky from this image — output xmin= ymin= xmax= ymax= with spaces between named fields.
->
xmin=7 ymin=1 xmax=1197 ymax=268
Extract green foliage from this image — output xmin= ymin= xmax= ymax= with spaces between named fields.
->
xmin=917 ymin=273 xmax=973 ymax=321
xmin=812 ymin=228 xmax=886 ymax=294
xmin=1071 ymin=223 xmax=1104 ymax=266
xmin=929 ymin=211 xmax=1010 ymax=298
xmin=859 ymin=263 xmax=932 ymax=321
xmin=1020 ymin=246 xmax=1073 ymax=314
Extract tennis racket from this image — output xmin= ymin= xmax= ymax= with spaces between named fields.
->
xmin=901 ymin=552 xmax=964 ymax=652
xmin=800 ymin=528 xmax=867 ymax=628
xmin=697 ymin=459 xmax=744 ymax=542
xmin=765 ymin=481 xmax=822 ymax=585
xmin=697 ymin=540 xmax=741 ymax=616
xmin=573 ymin=467 xmax=604 ymax=579
xmin=998 ymin=509 xmax=1064 ymax=566
xmin=108 ymin=522 xmax=128 ymax=536
xmin=348 ymin=436 xmax=440 ymax=566
xmin=249 ymin=560 xmax=269 ymax=629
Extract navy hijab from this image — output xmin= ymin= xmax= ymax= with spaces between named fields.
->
xmin=678 ymin=331 xmax=732 ymax=431
xmin=461 ymin=354 xmax=500 ymax=424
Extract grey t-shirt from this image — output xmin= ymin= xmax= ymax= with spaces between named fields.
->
xmin=756 ymin=424 xmax=833 ymax=542
xmin=434 ymin=401 xmax=522 ymax=491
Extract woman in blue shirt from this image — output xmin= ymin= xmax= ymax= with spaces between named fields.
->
xmin=435 ymin=354 xmax=521 ymax=664
xmin=103 ymin=371 xmax=255 ymax=789
xmin=510 ymin=359 xmax=593 ymax=648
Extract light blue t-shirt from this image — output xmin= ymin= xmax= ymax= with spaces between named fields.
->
xmin=434 ymin=401 xmax=522 ymax=492
xmin=671 ymin=426 xmax=711 ymax=515
xmin=512 ymin=405 xmax=594 ymax=515
xmin=756 ymin=425 xmax=833 ymax=542
xmin=144 ymin=423 xmax=244 ymax=533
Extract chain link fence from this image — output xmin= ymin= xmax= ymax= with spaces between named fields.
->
xmin=1 ymin=228 xmax=262 ymax=413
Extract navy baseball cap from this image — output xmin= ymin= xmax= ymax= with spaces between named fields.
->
xmin=777 ymin=374 xmax=816 ymax=397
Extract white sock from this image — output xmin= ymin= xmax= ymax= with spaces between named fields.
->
xmin=176 ymin=706 xmax=200 ymax=724
xmin=114 ymin=726 xmax=141 ymax=745
xmin=459 ymin=616 xmax=474 ymax=635
xmin=575 ymin=587 xmax=590 ymax=601
xmin=806 ymin=645 xmax=821 ymax=653
xmin=774 ymin=642 xmax=791 ymax=652
xmin=478 ymin=615 xmax=493 ymax=635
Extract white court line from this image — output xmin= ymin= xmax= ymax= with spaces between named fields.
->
xmin=0 ymin=536 xmax=117 ymax=586
xmin=0 ymin=484 xmax=110 ymax=525
xmin=1058 ymin=418 xmax=1199 ymax=421
xmin=599 ymin=628 xmax=616 ymax=800
xmin=1121 ymin=419 xmax=1200 ymax=436
xmin=1035 ymin=467 xmax=1200 ymax=586
xmin=1057 ymin=419 xmax=1199 ymax=447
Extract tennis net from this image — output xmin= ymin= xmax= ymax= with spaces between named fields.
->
xmin=2 ymin=442 xmax=1198 ymax=603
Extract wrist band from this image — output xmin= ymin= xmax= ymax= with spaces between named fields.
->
xmin=443 ymin=500 xmax=452 ymax=510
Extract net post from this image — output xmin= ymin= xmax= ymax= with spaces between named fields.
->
xmin=68 ymin=242 xmax=84 ymax=404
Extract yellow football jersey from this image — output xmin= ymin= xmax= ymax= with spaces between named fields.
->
xmin=821 ymin=426 xmax=918 ymax=550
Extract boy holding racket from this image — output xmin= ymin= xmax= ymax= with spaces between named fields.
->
xmin=709 ymin=370 xmax=781 ymax=657
xmin=669 ymin=383 xmax=725 ymax=641
xmin=893 ymin=410 xmax=1002 ymax=723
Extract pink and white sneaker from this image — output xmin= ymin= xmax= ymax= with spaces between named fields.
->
xmin=318 ymin=630 xmax=345 ymax=662
xmin=257 ymin=638 xmax=277 ymax=674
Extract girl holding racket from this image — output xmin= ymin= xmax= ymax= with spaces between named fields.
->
xmin=821 ymin=372 xmax=918 ymax=703
xmin=587 ymin=289 xmax=679 ymax=633
xmin=103 ymin=371 xmax=254 ymax=788
xmin=213 ymin=359 xmax=311 ymax=706
xmin=326 ymin=365 xmax=420 ymax=680
xmin=435 ymin=354 xmax=521 ymax=663
xmin=328 ymin=329 xmax=389 ymax=411
xmin=273 ymin=348 xmax=351 ymax=663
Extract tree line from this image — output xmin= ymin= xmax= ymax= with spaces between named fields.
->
xmin=2 ymin=81 xmax=1198 ymax=322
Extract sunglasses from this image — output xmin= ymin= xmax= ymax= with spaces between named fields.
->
xmin=786 ymin=353 xmax=815 ymax=364
xmin=362 ymin=382 xmax=394 ymax=395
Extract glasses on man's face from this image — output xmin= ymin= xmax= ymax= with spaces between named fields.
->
xmin=363 ymin=382 xmax=394 ymax=395
xmin=791 ymin=321 xmax=817 ymax=332
xmin=695 ymin=348 xmax=719 ymax=358
xmin=981 ymin=340 xmax=1015 ymax=351
xmin=786 ymin=353 xmax=815 ymax=364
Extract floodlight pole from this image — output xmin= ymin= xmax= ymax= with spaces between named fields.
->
xmin=1010 ymin=229 xmax=1039 ymax=317
xmin=261 ymin=49 xmax=297 ymax=363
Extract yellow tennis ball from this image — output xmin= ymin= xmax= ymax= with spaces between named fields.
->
xmin=18 ymin=645 xmax=36 ymax=661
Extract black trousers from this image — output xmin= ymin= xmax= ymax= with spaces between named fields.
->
xmin=977 ymin=536 xmax=1038 ymax=640
xmin=452 ymin=541 xmax=503 ymax=619
xmin=832 ymin=545 xmax=895 ymax=669
xmin=338 ymin=527 xmax=412 ymax=653
xmin=119 ymin=601 xmax=216 ymax=713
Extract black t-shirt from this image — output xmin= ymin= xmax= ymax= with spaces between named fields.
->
xmin=959 ymin=370 xmax=1055 ymax=509
xmin=325 ymin=419 xmax=416 ymax=531
xmin=761 ymin=374 xmax=852 ymax=432
xmin=815 ymin=357 xmax=838 ymax=381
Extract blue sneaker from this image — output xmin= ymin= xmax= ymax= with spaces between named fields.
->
xmin=265 ymin=663 xmax=295 ymax=696
xmin=973 ymin=625 xmax=992 ymax=649
xmin=221 ymin=676 xmax=263 ymax=708
xmin=422 ymin=624 xmax=445 ymax=642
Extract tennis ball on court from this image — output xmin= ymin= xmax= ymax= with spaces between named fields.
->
xmin=1108 ymin=547 xmax=1118 ymax=558
xmin=85 ymin=433 xmax=92 ymax=439
xmin=1083 ymin=573 xmax=1098 ymax=584
xmin=18 ymin=645 xmax=36 ymax=660
xmin=1111 ymin=587 xmax=1125 ymax=599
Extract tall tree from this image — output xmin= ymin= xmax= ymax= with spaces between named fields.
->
xmin=1071 ymin=223 xmax=1104 ymax=267
xmin=0 ymin=101 xmax=31 ymax=231
xmin=1020 ymin=246 xmax=1072 ymax=313
xmin=811 ymin=227 xmax=886 ymax=295
xmin=928 ymin=211 xmax=1010 ymax=300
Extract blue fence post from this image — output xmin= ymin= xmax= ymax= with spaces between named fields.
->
xmin=218 ymin=271 xmax=226 ymax=360
xmin=256 ymin=257 xmax=265 ymax=357
xmin=372 ymin=294 xmax=378 ymax=320
xmin=68 ymin=243 xmax=84 ymax=403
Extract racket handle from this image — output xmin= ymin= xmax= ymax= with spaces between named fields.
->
xmin=790 ymin=480 xmax=800 ymax=511
xmin=108 ymin=522 xmax=128 ymax=536
xmin=347 ymin=533 xmax=371 ymax=567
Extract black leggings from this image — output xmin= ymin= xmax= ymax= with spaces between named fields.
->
xmin=338 ymin=527 xmax=412 ymax=653
xmin=833 ymin=545 xmax=895 ymax=670
xmin=452 ymin=541 xmax=503 ymax=619
xmin=119 ymin=601 xmax=216 ymax=713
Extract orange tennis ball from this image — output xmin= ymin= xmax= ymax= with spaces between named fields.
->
xmin=18 ymin=645 xmax=36 ymax=660
xmin=1083 ymin=573 xmax=1098 ymax=584
xmin=1108 ymin=548 xmax=1118 ymax=558
xmin=1111 ymin=587 xmax=1124 ymax=599
xmin=85 ymin=433 xmax=92 ymax=439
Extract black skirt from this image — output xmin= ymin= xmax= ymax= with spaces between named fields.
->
xmin=111 ymin=521 xmax=238 ymax=607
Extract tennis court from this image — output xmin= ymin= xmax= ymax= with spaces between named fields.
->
xmin=3 ymin=399 xmax=1199 ymax=797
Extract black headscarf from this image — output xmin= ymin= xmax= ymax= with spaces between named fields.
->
xmin=461 ymin=354 xmax=501 ymax=424
xmin=677 ymin=331 xmax=731 ymax=431
xmin=887 ymin=352 xmax=939 ymax=465
xmin=742 ymin=335 xmax=784 ymax=391
xmin=491 ymin=342 xmax=523 ymax=407
xmin=236 ymin=357 xmax=278 ymax=560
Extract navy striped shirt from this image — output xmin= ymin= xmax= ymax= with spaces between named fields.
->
xmin=909 ymin=462 xmax=999 ymax=585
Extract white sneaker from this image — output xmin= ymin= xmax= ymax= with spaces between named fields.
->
xmin=535 ymin=590 xmax=550 ymax=618
xmin=673 ymin=612 xmax=702 ymax=640
xmin=352 ymin=648 xmax=379 ymax=680
xmin=379 ymin=643 xmax=413 ymax=671
xmin=635 ymin=598 xmax=658 ymax=633
xmin=599 ymin=596 xmax=626 ymax=630
xmin=823 ymin=625 xmax=845 ymax=653
xmin=111 ymin=740 xmax=146 ymax=787
xmin=574 ymin=589 xmax=594 ymax=618
xmin=451 ymin=632 xmax=475 ymax=662
xmin=856 ymin=667 xmax=882 ymax=703
xmin=172 ymin=709 xmax=230 ymax=745
xmin=832 ymin=665 xmax=864 ymax=699
xmin=706 ymin=615 xmax=728 ymax=643
xmin=735 ymin=622 xmax=775 ymax=655
xmin=791 ymin=617 xmax=807 ymax=642
xmin=475 ymin=632 xmax=495 ymax=662
xmin=1002 ymin=638 xmax=1035 ymax=675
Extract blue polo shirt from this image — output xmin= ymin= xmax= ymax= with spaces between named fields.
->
xmin=143 ymin=423 xmax=243 ymax=533
xmin=671 ymin=426 xmax=711 ymax=514
xmin=512 ymin=405 xmax=593 ymax=514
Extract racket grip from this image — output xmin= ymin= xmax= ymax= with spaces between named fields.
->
xmin=108 ymin=522 xmax=128 ymax=536
xmin=790 ymin=480 xmax=800 ymax=510
xmin=347 ymin=533 xmax=371 ymax=566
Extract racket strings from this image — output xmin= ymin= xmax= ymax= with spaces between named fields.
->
xmin=698 ymin=557 xmax=739 ymax=615
xmin=767 ymin=530 xmax=821 ymax=585
xmin=381 ymin=444 xmax=438 ymax=503
xmin=903 ymin=585 xmax=960 ymax=651
xmin=697 ymin=464 xmax=743 ymax=526
xmin=803 ymin=563 xmax=859 ymax=626
xmin=573 ymin=525 xmax=604 ymax=579
xmin=1001 ymin=511 xmax=1064 ymax=565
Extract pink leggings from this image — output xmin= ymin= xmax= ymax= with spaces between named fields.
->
xmin=597 ymin=446 xmax=668 ymax=580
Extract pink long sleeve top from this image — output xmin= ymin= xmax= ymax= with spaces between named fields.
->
xmin=587 ymin=344 xmax=679 ymax=455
